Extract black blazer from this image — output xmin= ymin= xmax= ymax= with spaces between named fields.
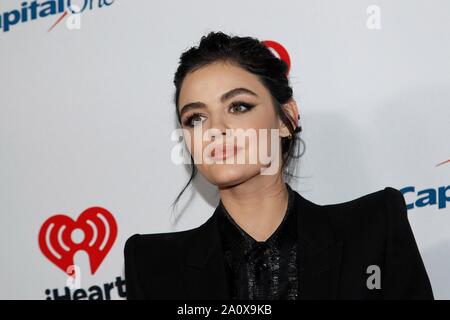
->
xmin=124 ymin=186 xmax=434 ymax=300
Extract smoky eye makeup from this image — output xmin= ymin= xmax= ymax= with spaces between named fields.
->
xmin=182 ymin=113 xmax=206 ymax=127
xmin=181 ymin=100 xmax=257 ymax=128
xmin=228 ymin=100 xmax=256 ymax=113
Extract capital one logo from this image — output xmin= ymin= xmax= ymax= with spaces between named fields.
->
xmin=38 ymin=207 xmax=118 ymax=276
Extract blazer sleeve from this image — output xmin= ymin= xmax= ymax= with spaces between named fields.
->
xmin=383 ymin=187 xmax=434 ymax=299
xmin=124 ymin=234 xmax=145 ymax=300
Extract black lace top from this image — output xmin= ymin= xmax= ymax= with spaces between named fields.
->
xmin=217 ymin=183 xmax=299 ymax=300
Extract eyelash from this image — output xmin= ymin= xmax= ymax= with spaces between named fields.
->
xmin=182 ymin=101 xmax=255 ymax=127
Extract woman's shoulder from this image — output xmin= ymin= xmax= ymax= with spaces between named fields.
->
xmin=320 ymin=186 xmax=402 ymax=207
xmin=317 ymin=186 xmax=409 ymax=239
xmin=319 ymin=186 xmax=405 ymax=215
xmin=124 ymin=225 xmax=200 ymax=254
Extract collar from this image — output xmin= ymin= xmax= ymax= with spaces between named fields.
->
xmin=217 ymin=182 xmax=297 ymax=261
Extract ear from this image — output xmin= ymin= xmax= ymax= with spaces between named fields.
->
xmin=278 ymin=98 xmax=299 ymax=138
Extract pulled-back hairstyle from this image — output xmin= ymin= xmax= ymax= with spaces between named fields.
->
xmin=171 ymin=31 xmax=305 ymax=211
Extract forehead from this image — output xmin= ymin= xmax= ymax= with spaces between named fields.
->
xmin=178 ymin=62 xmax=268 ymax=108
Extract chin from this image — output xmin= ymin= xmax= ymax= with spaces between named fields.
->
xmin=202 ymin=164 xmax=261 ymax=188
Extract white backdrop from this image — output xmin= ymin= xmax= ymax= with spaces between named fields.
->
xmin=0 ymin=0 xmax=449 ymax=299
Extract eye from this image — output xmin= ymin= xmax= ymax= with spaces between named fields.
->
xmin=183 ymin=113 xmax=207 ymax=127
xmin=229 ymin=101 xmax=255 ymax=114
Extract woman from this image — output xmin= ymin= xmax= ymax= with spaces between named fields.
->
xmin=124 ymin=31 xmax=433 ymax=300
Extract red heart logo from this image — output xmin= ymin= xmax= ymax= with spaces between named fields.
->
xmin=38 ymin=207 xmax=118 ymax=276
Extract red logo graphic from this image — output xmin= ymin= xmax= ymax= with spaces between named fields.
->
xmin=38 ymin=207 xmax=118 ymax=276
xmin=262 ymin=40 xmax=292 ymax=76
xmin=436 ymin=158 xmax=450 ymax=167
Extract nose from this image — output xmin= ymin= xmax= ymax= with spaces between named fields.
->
xmin=209 ymin=115 xmax=230 ymax=142
xmin=210 ymin=130 xmax=228 ymax=142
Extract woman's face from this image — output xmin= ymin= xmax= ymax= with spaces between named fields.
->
xmin=177 ymin=61 xmax=296 ymax=188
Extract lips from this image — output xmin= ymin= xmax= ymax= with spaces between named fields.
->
xmin=210 ymin=144 xmax=241 ymax=160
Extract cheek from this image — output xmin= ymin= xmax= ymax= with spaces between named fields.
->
xmin=184 ymin=131 xmax=216 ymax=164
xmin=183 ymin=128 xmax=201 ymax=154
xmin=244 ymin=118 xmax=279 ymax=156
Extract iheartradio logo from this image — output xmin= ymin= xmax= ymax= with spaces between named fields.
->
xmin=38 ymin=207 xmax=118 ymax=276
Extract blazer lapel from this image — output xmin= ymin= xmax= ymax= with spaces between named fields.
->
xmin=181 ymin=206 xmax=231 ymax=299
xmin=294 ymin=191 xmax=343 ymax=299
xmin=297 ymin=238 xmax=343 ymax=299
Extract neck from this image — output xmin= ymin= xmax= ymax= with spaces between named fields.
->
xmin=218 ymin=174 xmax=289 ymax=242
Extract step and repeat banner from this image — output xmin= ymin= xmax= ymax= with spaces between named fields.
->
xmin=0 ymin=0 xmax=448 ymax=299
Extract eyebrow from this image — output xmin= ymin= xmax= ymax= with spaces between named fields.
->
xmin=179 ymin=87 xmax=258 ymax=118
